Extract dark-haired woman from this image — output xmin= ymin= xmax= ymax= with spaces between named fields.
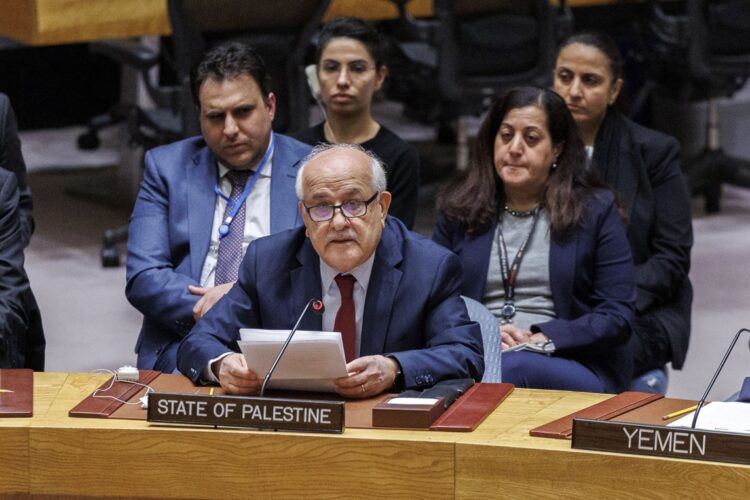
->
xmin=553 ymin=31 xmax=693 ymax=380
xmin=434 ymin=86 xmax=635 ymax=393
xmin=292 ymin=17 xmax=419 ymax=228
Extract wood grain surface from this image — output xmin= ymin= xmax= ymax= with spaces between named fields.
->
xmin=1 ymin=373 xmax=748 ymax=498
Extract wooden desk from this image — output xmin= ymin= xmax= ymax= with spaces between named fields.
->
xmin=0 ymin=0 xmax=171 ymax=46
xmin=2 ymin=373 xmax=749 ymax=498
xmin=0 ymin=0 xmax=433 ymax=46
xmin=454 ymin=390 xmax=750 ymax=498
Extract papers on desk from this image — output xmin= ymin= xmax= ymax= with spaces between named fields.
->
xmin=667 ymin=402 xmax=750 ymax=435
xmin=238 ymin=329 xmax=348 ymax=393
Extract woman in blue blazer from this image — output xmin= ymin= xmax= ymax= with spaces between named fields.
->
xmin=434 ymin=87 xmax=636 ymax=393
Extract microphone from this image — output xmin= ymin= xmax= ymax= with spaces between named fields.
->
xmin=691 ymin=327 xmax=749 ymax=429
xmin=259 ymin=298 xmax=325 ymax=397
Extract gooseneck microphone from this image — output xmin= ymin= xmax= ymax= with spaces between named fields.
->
xmin=259 ymin=298 xmax=325 ymax=397
xmin=691 ymin=327 xmax=749 ymax=429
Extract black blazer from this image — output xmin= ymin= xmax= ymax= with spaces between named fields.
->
xmin=592 ymin=109 xmax=693 ymax=369
xmin=0 ymin=93 xmax=33 ymax=247
xmin=0 ymin=169 xmax=44 ymax=369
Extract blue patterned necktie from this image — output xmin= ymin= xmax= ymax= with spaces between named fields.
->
xmin=214 ymin=169 xmax=253 ymax=285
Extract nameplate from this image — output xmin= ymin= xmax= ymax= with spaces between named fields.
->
xmin=147 ymin=393 xmax=344 ymax=433
xmin=572 ymin=418 xmax=750 ymax=466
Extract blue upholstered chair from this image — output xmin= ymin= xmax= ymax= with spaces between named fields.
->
xmin=461 ymin=296 xmax=501 ymax=383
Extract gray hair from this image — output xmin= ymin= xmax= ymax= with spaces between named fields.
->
xmin=295 ymin=143 xmax=387 ymax=200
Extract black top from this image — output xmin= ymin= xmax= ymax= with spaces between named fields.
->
xmin=0 ymin=93 xmax=33 ymax=247
xmin=0 ymin=169 xmax=44 ymax=370
xmin=592 ymin=109 xmax=693 ymax=369
xmin=291 ymin=123 xmax=420 ymax=229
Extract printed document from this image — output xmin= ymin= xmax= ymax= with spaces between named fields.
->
xmin=238 ymin=329 xmax=348 ymax=393
xmin=668 ymin=402 xmax=750 ymax=434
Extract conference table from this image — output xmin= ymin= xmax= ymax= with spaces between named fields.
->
xmin=1 ymin=373 xmax=747 ymax=498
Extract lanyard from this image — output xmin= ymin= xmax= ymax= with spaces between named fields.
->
xmin=213 ymin=134 xmax=275 ymax=239
xmin=496 ymin=206 xmax=541 ymax=323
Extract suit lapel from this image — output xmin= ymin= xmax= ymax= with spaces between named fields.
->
xmin=290 ymin=238 xmax=323 ymax=331
xmin=269 ymin=134 xmax=303 ymax=233
xmin=361 ymin=223 xmax=403 ymax=356
xmin=188 ymin=147 xmax=218 ymax=281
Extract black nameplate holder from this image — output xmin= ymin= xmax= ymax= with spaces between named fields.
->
xmin=147 ymin=393 xmax=344 ymax=434
xmin=572 ymin=418 xmax=750 ymax=466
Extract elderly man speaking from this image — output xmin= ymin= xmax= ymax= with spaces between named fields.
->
xmin=177 ymin=144 xmax=483 ymax=398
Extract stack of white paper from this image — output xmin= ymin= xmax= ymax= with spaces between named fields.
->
xmin=238 ymin=329 xmax=348 ymax=393
xmin=667 ymin=402 xmax=750 ymax=435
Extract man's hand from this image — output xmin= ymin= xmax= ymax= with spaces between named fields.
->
xmin=189 ymin=282 xmax=234 ymax=320
xmin=500 ymin=324 xmax=533 ymax=350
xmin=334 ymin=355 xmax=398 ymax=399
xmin=214 ymin=353 xmax=261 ymax=395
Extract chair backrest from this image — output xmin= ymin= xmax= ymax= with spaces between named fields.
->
xmin=461 ymin=296 xmax=501 ymax=383
xmin=168 ymin=0 xmax=332 ymax=134
xmin=648 ymin=0 xmax=750 ymax=81
xmin=434 ymin=0 xmax=555 ymax=112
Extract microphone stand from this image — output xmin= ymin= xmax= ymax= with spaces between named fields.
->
xmin=691 ymin=328 xmax=749 ymax=429
xmin=259 ymin=298 xmax=324 ymax=397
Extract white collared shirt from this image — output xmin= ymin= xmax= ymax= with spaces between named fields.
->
xmin=199 ymin=154 xmax=273 ymax=287
xmin=320 ymin=253 xmax=376 ymax=358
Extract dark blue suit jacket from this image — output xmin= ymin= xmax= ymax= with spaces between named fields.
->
xmin=126 ymin=133 xmax=311 ymax=371
xmin=433 ymin=190 xmax=636 ymax=392
xmin=177 ymin=217 xmax=485 ymax=389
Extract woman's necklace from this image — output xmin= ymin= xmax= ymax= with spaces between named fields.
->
xmin=504 ymin=204 xmax=540 ymax=218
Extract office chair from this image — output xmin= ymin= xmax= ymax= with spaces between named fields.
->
xmin=434 ymin=0 xmax=563 ymax=168
xmin=382 ymin=0 xmax=569 ymax=140
xmin=646 ymin=0 xmax=750 ymax=213
xmin=94 ymin=0 xmax=331 ymax=266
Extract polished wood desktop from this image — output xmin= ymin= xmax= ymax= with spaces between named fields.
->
xmin=1 ymin=372 xmax=748 ymax=498
xmin=0 ymin=0 xmax=638 ymax=46
xmin=0 ymin=0 xmax=432 ymax=46
xmin=0 ymin=0 xmax=171 ymax=46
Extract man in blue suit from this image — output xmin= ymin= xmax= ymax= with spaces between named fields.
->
xmin=127 ymin=43 xmax=311 ymax=372
xmin=177 ymin=144 xmax=483 ymax=397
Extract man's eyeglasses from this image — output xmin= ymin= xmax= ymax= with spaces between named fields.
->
xmin=304 ymin=192 xmax=379 ymax=222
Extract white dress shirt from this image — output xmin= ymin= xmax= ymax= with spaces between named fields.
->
xmin=199 ymin=155 xmax=273 ymax=287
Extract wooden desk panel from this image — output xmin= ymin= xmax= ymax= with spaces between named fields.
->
xmin=325 ymin=0 xmax=433 ymax=21
xmin=30 ymin=427 xmax=454 ymax=498
xmin=0 ymin=0 xmax=431 ymax=47
xmin=0 ymin=428 xmax=27 ymax=496
xmin=455 ymin=389 xmax=750 ymax=499
xmin=27 ymin=373 xmax=456 ymax=499
xmin=0 ymin=0 xmax=170 ymax=46
xmin=5 ymin=373 xmax=749 ymax=498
